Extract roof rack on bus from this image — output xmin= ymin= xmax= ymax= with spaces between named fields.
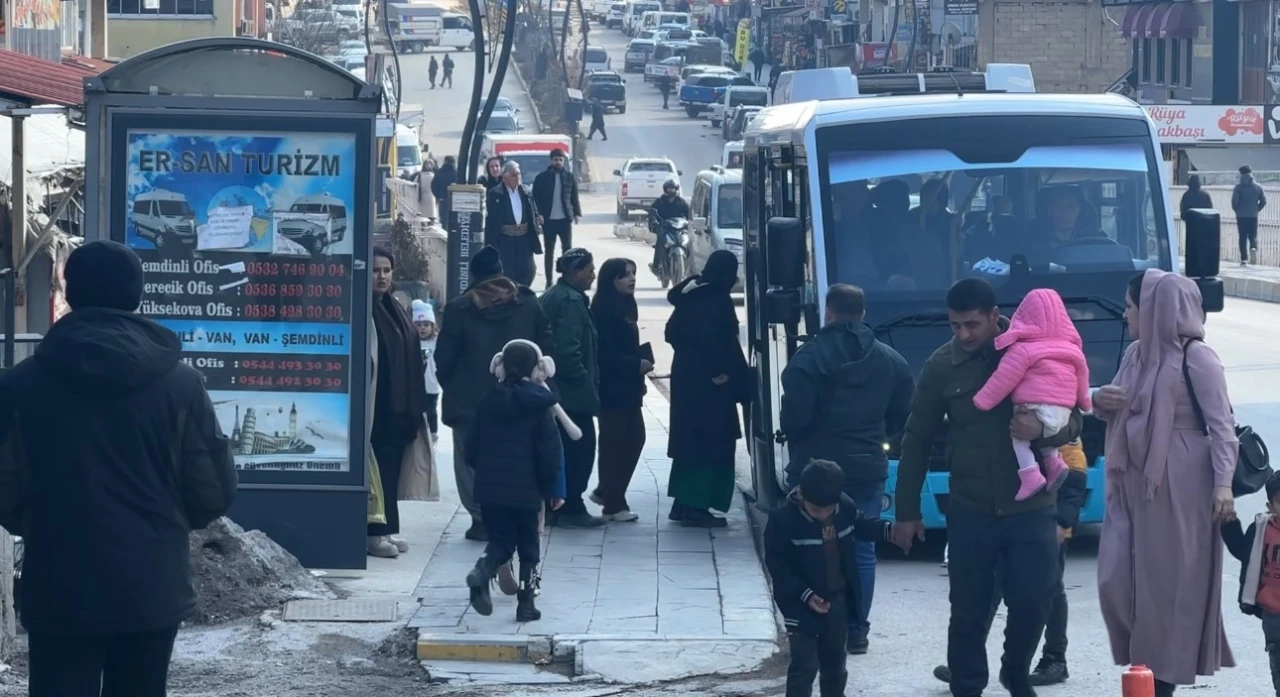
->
xmin=850 ymin=63 xmax=1035 ymax=96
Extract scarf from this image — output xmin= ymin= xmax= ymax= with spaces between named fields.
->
xmin=372 ymin=291 xmax=428 ymax=418
xmin=1103 ymin=269 xmax=1206 ymax=499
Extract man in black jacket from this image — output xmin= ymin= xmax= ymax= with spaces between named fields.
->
xmin=531 ymin=149 xmax=582 ymax=288
xmin=436 ymin=246 xmax=555 ymax=540
xmin=764 ymin=460 xmax=893 ymax=697
xmin=649 ymin=179 xmax=691 ymax=275
xmin=0 ymin=240 xmax=237 ymax=697
xmin=780 ymin=283 xmax=913 ymax=655
xmin=432 ymin=155 xmax=458 ymax=226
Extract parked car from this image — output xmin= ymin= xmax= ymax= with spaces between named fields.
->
xmin=483 ymin=112 xmax=521 ymax=135
xmin=585 ymin=71 xmax=627 ymax=113
xmin=606 ymin=2 xmax=625 ymax=28
xmin=723 ymin=105 xmax=762 ymax=140
xmin=688 ymin=166 xmax=745 ymax=292
xmin=492 ymin=96 xmax=520 ymax=117
xmin=584 ymin=45 xmax=611 ymax=73
xmin=614 ymin=156 xmax=681 ymax=220
xmin=624 ymin=38 xmax=656 ymax=72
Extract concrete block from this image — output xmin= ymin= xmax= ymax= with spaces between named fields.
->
xmin=416 ymin=633 xmax=537 ymax=662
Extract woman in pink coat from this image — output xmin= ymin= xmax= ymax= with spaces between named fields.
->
xmin=973 ymin=288 xmax=1091 ymax=500
xmin=1094 ymin=270 xmax=1236 ymax=697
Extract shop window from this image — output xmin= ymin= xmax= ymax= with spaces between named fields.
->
xmin=1155 ymin=38 xmax=1166 ymax=83
xmin=1141 ymin=38 xmax=1151 ymax=81
xmin=1170 ymin=38 xmax=1181 ymax=85
xmin=108 ymin=0 xmax=214 ymax=14
xmin=1131 ymin=40 xmax=1139 ymax=75
xmin=1185 ymin=39 xmax=1193 ymax=87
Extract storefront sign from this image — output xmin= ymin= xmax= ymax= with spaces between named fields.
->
xmin=124 ymin=129 xmax=358 ymax=474
xmin=1265 ymin=105 xmax=1280 ymax=144
xmin=1144 ymin=105 xmax=1265 ymax=144
xmin=944 ymin=0 xmax=977 ymax=15
xmin=735 ymin=18 xmax=751 ymax=66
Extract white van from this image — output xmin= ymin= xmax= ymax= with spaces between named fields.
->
xmin=689 ymin=166 xmax=744 ymax=292
xmin=642 ymin=10 xmax=689 ymax=32
xmin=395 ymin=124 xmax=424 ymax=179
xmin=772 ymin=67 xmax=856 ymax=105
xmin=278 ymin=194 xmax=349 ymax=254
xmin=583 ymin=45 xmax=611 ymax=73
xmin=132 ymin=189 xmax=197 ymax=250
xmin=722 ymin=141 xmax=743 ymax=169
xmin=706 ymin=85 xmax=769 ymax=127
xmin=626 ymin=0 xmax=661 ymax=35
xmin=439 ymin=12 xmax=475 ymax=50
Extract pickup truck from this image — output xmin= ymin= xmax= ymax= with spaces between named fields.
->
xmin=606 ymin=2 xmax=625 ymax=28
xmin=584 ymin=72 xmax=627 ymax=113
xmin=283 ymin=8 xmax=359 ymax=45
xmin=385 ymin=3 xmax=443 ymax=52
xmin=591 ymin=0 xmax=612 ymax=20
xmin=624 ymin=38 xmax=656 ymax=72
xmin=614 ymin=156 xmax=682 ymax=220
xmin=644 ymin=41 xmax=686 ymax=81
xmin=678 ymin=73 xmax=753 ymax=117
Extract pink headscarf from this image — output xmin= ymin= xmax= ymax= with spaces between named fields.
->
xmin=1105 ymin=268 xmax=1206 ymax=499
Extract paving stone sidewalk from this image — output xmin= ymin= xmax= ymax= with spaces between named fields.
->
xmin=409 ymin=389 xmax=778 ymax=646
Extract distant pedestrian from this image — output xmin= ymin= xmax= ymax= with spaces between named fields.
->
xmin=764 ymin=459 xmax=893 ymax=697
xmin=972 ymin=288 xmax=1090 ymax=501
xmin=442 ymin=53 xmax=455 ymax=87
xmin=463 ymin=340 xmax=565 ymax=622
xmin=436 ymin=245 xmax=555 ymax=542
xmin=1095 ymin=270 xmax=1236 ymax=697
xmin=1222 ymin=472 xmax=1280 ymax=696
xmin=768 ymin=67 xmax=780 ymax=101
xmin=1180 ymin=174 xmax=1212 ymax=219
xmin=588 ymin=98 xmax=608 ymax=140
xmin=413 ymin=299 xmax=441 ymax=442
xmin=1232 ymin=165 xmax=1266 ymax=266
xmin=369 ymin=246 xmax=438 ymax=558
xmin=590 ymin=258 xmax=653 ymax=522
xmin=541 ymin=248 xmax=605 ymax=528
xmin=432 ymin=155 xmax=457 ymax=226
xmin=665 ymin=250 xmax=749 ymax=528
xmin=483 ymin=161 xmax=542 ymax=287
xmin=429 ymin=55 xmax=439 ymax=88
xmin=0 ymin=240 xmax=237 ymax=697
xmin=532 ymin=148 xmax=582 ymax=288
xmin=749 ymin=45 xmax=765 ymax=82
xmin=779 ymin=283 xmax=913 ymax=654
xmin=658 ymin=73 xmax=673 ymax=109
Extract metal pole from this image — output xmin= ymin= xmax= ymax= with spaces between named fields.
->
xmin=457 ymin=0 xmax=487 ymax=182
xmin=3 ymin=116 xmax=24 ymax=369
xmin=468 ymin=0 xmax=518 ymax=179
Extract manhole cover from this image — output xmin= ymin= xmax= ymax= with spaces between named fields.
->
xmin=283 ymin=599 xmax=399 ymax=622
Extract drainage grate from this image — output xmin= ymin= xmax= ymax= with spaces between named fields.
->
xmin=282 ymin=599 xmax=399 ymax=622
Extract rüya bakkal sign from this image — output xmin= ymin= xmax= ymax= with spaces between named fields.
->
xmin=124 ymin=130 xmax=357 ymax=473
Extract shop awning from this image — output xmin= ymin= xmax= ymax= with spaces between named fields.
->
xmin=1120 ymin=2 xmax=1198 ymax=39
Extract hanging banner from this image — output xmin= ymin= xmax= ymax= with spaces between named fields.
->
xmin=123 ymin=129 xmax=358 ymax=474
xmin=735 ymin=18 xmax=752 ymax=67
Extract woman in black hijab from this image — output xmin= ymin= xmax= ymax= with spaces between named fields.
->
xmin=663 ymin=250 xmax=749 ymax=527
xmin=369 ymin=246 xmax=430 ymax=557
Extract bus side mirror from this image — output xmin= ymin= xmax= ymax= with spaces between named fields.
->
xmin=1183 ymin=208 xmax=1223 ymax=313
xmin=766 ymin=216 xmax=805 ymax=289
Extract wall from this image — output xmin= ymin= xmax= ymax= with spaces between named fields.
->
xmin=978 ymin=0 xmax=1130 ymax=92
xmin=107 ymin=0 xmax=235 ymax=59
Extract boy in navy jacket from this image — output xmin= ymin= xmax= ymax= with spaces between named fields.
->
xmin=765 ymin=459 xmax=893 ymax=697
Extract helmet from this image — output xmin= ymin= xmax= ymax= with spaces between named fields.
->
xmin=662 ymin=177 xmax=680 ymax=193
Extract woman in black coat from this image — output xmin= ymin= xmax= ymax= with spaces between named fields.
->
xmin=590 ymin=259 xmax=653 ymax=521
xmin=664 ymin=250 xmax=749 ymax=528
xmin=1180 ymin=174 xmax=1213 ymax=218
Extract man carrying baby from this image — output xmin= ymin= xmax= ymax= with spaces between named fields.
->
xmin=891 ymin=278 xmax=1084 ymax=697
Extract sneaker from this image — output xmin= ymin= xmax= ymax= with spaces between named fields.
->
xmin=932 ymin=665 xmax=951 ymax=683
xmin=1014 ymin=466 xmax=1047 ymax=502
xmin=1028 ymin=659 xmax=1068 ymax=686
xmin=367 ymin=536 xmax=398 ymax=558
xmin=557 ymin=513 xmax=607 ymax=528
xmin=847 ymin=637 xmax=869 ymax=655
xmin=604 ymin=509 xmax=640 ymax=522
xmin=464 ymin=522 xmax=487 ymax=541
xmin=1242 ymin=259 xmax=1249 ymax=267
xmin=1251 ymin=247 xmax=1259 ymax=265
xmin=388 ymin=536 xmax=410 ymax=553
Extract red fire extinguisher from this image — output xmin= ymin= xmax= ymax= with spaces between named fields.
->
xmin=1122 ymin=665 xmax=1155 ymax=697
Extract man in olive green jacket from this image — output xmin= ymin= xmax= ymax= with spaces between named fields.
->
xmin=540 ymin=247 xmax=602 ymax=527
xmin=891 ymin=279 xmax=1082 ymax=697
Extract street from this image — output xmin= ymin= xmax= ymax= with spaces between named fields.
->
xmin=398 ymin=30 xmax=1280 ymax=696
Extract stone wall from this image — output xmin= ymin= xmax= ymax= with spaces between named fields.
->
xmin=979 ymin=0 xmax=1130 ymax=93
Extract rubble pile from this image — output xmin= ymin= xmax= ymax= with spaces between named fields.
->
xmin=188 ymin=517 xmax=335 ymax=625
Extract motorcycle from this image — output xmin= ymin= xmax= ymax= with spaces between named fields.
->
xmin=648 ymin=209 xmax=691 ymax=289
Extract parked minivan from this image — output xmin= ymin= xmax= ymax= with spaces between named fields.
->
xmin=689 ymin=166 xmax=744 ymax=291
xmin=583 ymin=46 xmax=611 ymax=73
xmin=395 ymin=124 xmax=424 ymax=180
xmin=132 ymin=189 xmax=197 ymax=251
xmin=277 ymin=194 xmax=348 ymax=254
xmin=625 ymin=0 xmax=661 ymax=35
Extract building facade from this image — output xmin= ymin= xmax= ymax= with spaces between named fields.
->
xmin=977 ymin=0 xmax=1130 ymax=92
xmin=106 ymin=0 xmax=263 ymax=59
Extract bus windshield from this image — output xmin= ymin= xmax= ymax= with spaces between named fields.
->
xmin=824 ymin=141 xmax=1169 ymax=295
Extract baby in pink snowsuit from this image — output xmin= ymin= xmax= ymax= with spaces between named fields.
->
xmin=973 ymin=289 xmax=1091 ymax=501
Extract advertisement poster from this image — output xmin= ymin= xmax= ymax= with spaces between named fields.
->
xmin=124 ymin=129 xmax=358 ymax=473
xmin=1143 ymin=105 xmax=1265 ymax=145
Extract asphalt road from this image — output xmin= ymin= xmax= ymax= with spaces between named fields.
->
xmin=402 ymin=39 xmax=1280 ymax=696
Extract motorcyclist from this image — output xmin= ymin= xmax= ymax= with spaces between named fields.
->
xmin=650 ymin=178 xmax=691 ymax=276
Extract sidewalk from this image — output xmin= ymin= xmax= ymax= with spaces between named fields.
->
xmin=1219 ymin=262 xmax=1280 ymax=303
xmin=409 ymin=388 xmax=780 ymax=684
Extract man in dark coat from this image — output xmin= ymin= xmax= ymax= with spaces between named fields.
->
xmin=531 ymin=148 xmax=582 ymax=289
xmin=429 ymin=55 xmax=439 ymax=88
xmin=484 ymin=160 xmax=543 ymax=287
xmin=779 ymin=283 xmax=914 ymax=655
xmin=1232 ymin=164 xmax=1267 ymax=266
xmin=658 ymin=73 xmax=674 ymax=109
xmin=442 ymin=53 xmax=456 ymax=88
xmin=587 ymin=99 xmax=608 ymax=141
xmin=436 ymin=245 xmax=555 ymax=540
xmin=749 ymin=45 xmax=766 ymax=83
xmin=0 ymin=240 xmax=237 ymax=696
xmin=432 ymin=155 xmax=458 ymax=227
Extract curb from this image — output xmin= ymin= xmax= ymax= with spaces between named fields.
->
xmin=417 ymin=634 xmax=553 ymax=663
xmin=1224 ymin=273 xmax=1280 ymax=303
xmin=511 ymin=62 xmax=546 ymax=134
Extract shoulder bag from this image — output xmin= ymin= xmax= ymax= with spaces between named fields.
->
xmin=1182 ymin=339 xmax=1272 ymax=498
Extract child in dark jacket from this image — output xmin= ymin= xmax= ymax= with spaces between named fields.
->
xmin=464 ymin=340 xmax=565 ymax=622
xmin=1222 ymin=471 xmax=1280 ymax=695
xmin=764 ymin=459 xmax=893 ymax=697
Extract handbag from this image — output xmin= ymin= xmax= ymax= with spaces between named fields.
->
xmin=1181 ymin=339 xmax=1272 ymax=497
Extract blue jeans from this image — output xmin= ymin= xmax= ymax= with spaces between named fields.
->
xmin=846 ymin=481 xmax=884 ymax=643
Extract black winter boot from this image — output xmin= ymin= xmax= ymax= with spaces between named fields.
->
xmin=1154 ymin=679 xmax=1176 ymax=697
xmin=516 ymin=564 xmax=542 ymax=622
xmin=465 ymin=556 xmax=497 ymax=616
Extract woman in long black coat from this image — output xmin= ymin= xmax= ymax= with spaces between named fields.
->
xmin=664 ymin=250 xmax=748 ymax=528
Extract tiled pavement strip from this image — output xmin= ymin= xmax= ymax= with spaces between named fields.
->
xmin=410 ymin=389 xmax=780 ymax=681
